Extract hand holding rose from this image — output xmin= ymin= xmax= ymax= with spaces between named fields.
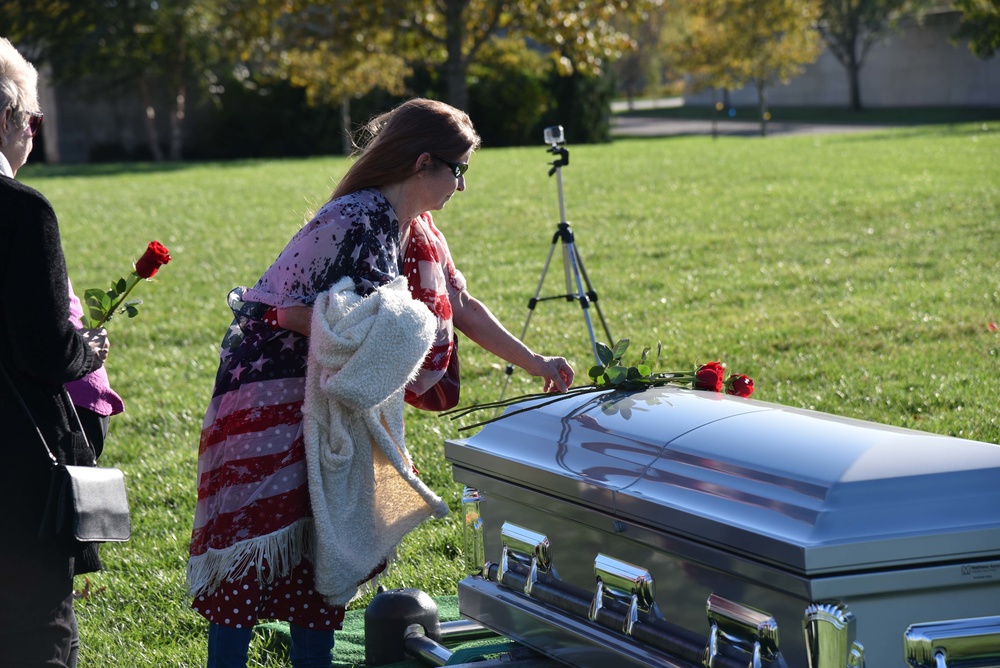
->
xmin=83 ymin=241 xmax=171 ymax=328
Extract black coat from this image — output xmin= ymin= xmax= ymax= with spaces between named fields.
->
xmin=0 ymin=174 xmax=104 ymax=574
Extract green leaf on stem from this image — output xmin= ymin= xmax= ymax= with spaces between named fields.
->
xmin=605 ymin=365 xmax=627 ymax=385
xmin=611 ymin=338 xmax=630 ymax=362
xmin=596 ymin=341 xmax=614 ymax=366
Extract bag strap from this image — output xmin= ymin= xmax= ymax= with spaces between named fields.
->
xmin=0 ymin=359 xmax=89 ymax=466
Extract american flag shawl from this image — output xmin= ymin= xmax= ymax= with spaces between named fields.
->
xmin=187 ymin=188 xmax=464 ymax=605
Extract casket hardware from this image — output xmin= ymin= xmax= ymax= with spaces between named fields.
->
xmin=903 ymin=615 xmax=1000 ymax=668
xmin=803 ymin=602 xmax=865 ymax=668
xmin=705 ymin=594 xmax=780 ymax=668
xmin=587 ymin=553 xmax=655 ymax=636
xmin=461 ymin=486 xmax=485 ymax=576
xmin=499 ymin=522 xmax=551 ymax=595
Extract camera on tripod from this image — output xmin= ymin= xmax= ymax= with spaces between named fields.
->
xmin=499 ymin=120 xmax=613 ymax=396
xmin=544 ymin=125 xmax=568 ymax=174
xmin=543 ymin=125 xmax=565 ymax=146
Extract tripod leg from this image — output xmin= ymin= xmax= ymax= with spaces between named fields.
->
xmin=571 ymin=243 xmax=614 ymax=345
xmin=562 ymin=242 xmax=575 ymax=303
xmin=500 ymin=234 xmax=561 ymax=402
xmin=563 ymin=239 xmax=602 ymax=363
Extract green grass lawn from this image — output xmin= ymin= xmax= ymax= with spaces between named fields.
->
xmin=18 ymin=121 xmax=1000 ymax=666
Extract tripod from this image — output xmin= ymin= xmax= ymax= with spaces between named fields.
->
xmin=502 ymin=137 xmax=613 ymax=396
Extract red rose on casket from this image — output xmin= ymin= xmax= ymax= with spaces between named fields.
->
xmin=693 ymin=361 xmax=725 ymax=392
xmin=725 ymin=374 xmax=754 ymax=397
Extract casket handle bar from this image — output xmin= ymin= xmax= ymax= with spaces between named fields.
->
xmin=904 ymin=615 xmax=1000 ymax=668
xmin=499 ymin=522 xmax=550 ymax=595
xmin=461 ymin=487 xmax=485 ymax=576
xmin=487 ymin=561 xmax=747 ymax=668
xmin=588 ymin=553 xmax=655 ymax=636
xmin=803 ymin=602 xmax=864 ymax=668
xmin=704 ymin=594 xmax=780 ymax=668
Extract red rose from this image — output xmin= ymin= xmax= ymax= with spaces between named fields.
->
xmin=725 ymin=374 xmax=754 ymax=398
xmin=693 ymin=361 xmax=725 ymax=392
xmin=135 ymin=240 xmax=171 ymax=278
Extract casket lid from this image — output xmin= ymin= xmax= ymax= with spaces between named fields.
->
xmin=445 ymin=387 xmax=1000 ymax=575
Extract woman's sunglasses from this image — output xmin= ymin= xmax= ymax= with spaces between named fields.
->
xmin=433 ymin=155 xmax=469 ymax=179
xmin=27 ymin=112 xmax=44 ymax=137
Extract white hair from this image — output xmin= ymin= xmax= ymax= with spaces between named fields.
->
xmin=0 ymin=37 xmax=39 ymax=123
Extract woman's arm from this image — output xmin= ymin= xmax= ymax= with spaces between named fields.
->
xmin=276 ymin=305 xmax=313 ymax=336
xmin=4 ymin=187 xmax=102 ymax=383
xmin=452 ymin=289 xmax=574 ymax=392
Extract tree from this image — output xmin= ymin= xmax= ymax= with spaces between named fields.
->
xmin=953 ymin=0 xmax=1000 ymax=59
xmin=385 ymin=0 xmax=663 ymax=111
xmin=669 ymin=0 xmax=822 ymax=135
xmin=814 ymin=0 xmax=922 ymax=111
xmin=2 ymin=0 xmax=662 ymax=160
xmin=222 ymin=1 xmax=411 ymax=154
xmin=251 ymin=0 xmax=664 ymax=143
xmin=1 ymin=0 xmax=221 ymax=161
xmin=611 ymin=1 xmax=675 ymax=104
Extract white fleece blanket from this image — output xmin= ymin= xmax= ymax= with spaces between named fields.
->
xmin=302 ymin=276 xmax=449 ymax=605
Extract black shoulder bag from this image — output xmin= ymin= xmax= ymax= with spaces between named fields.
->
xmin=0 ymin=362 xmax=131 ymax=544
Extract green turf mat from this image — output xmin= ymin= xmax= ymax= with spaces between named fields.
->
xmin=254 ymin=596 xmax=510 ymax=667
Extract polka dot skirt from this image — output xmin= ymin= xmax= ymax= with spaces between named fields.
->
xmin=192 ymin=558 xmax=345 ymax=630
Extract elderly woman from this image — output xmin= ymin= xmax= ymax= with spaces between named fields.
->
xmin=0 ymin=37 xmax=110 ymax=668
xmin=188 ymin=98 xmax=574 ymax=668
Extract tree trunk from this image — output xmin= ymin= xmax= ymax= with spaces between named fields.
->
xmin=168 ymin=82 xmax=185 ymax=161
xmin=443 ymin=0 xmax=468 ymax=110
xmin=341 ymin=96 xmax=353 ymax=156
xmin=848 ymin=55 xmax=863 ymax=111
xmin=167 ymin=31 xmax=187 ymax=161
xmin=843 ymin=33 xmax=863 ymax=111
xmin=758 ymin=83 xmax=768 ymax=137
xmin=138 ymin=77 xmax=165 ymax=162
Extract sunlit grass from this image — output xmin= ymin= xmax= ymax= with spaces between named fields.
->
xmin=19 ymin=121 xmax=999 ymax=666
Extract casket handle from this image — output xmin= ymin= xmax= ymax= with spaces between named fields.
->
xmin=803 ymin=602 xmax=864 ymax=668
xmin=587 ymin=553 xmax=655 ymax=636
xmin=460 ymin=487 xmax=485 ymax=576
xmin=904 ymin=615 xmax=1000 ymax=668
xmin=704 ymin=593 xmax=780 ymax=668
xmin=499 ymin=522 xmax=550 ymax=595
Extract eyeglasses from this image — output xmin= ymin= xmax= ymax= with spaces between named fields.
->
xmin=26 ymin=112 xmax=43 ymax=137
xmin=432 ymin=155 xmax=469 ymax=179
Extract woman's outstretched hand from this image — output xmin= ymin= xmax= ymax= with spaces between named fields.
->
xmin=530 ymin=355 xmax=575 ymax=393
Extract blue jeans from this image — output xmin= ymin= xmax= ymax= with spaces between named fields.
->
xmin=207 ymin=623 xmax=334 ymax=668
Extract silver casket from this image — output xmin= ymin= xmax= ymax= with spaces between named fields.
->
xmin=444 ymin=387 xmax=1000 ymax=668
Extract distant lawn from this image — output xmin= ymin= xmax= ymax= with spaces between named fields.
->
xmin=615 ymin=102 xmax=1000 ymax=126
xmin=17 ymin=120 xmax=1000 ymax=666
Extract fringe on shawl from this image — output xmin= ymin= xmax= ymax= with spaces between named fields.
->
xmin=186 ymin=519 xmax=314 ymax=599
xmin=323 ymin=546 xmax=399 ymax=608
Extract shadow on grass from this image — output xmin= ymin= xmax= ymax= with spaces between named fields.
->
xmin=19 ymin=156 xmax=329 ymax=179
xmin=828 ymin=122 xmax=997 ymax=142
xmin=615 ymin=105 xmax=1000 ymax=126
xmin=20 ymin=161 xmax=198 ymax=179
xmin=612 ymin=115 xmax=996 ymax=141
